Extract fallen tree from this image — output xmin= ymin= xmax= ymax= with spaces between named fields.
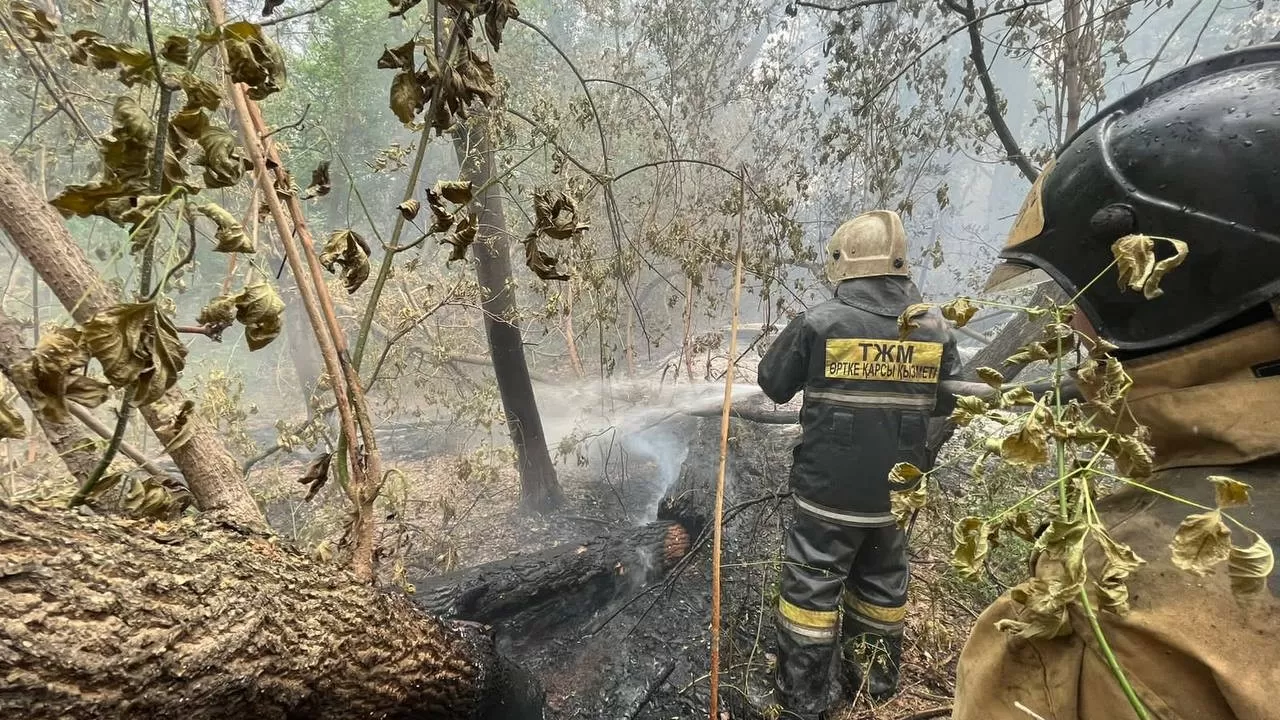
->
xmin=0 ymin=501 xmax=543 ymax=720
xmin=412 ymin=415 xmax=736 ymax=630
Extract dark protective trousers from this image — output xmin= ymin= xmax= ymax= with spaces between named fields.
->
xmin=775 ymin=508 xmax=908 ymax=716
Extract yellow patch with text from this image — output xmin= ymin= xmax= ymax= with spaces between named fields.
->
xmin=825 ymin=338 xmax=942 ymax=383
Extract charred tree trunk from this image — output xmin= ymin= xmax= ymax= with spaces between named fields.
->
xmin=412 ymin=417 xmax=735 ymax=630
xmin=0 ymin=151 xmax=264 ymax=528
xmin=0 ymin=308 xmax=99 ymax=481
xmin=453 ymin=116 xmax=562 ymax=512
xmin=413 ymin=522 xmax=690 ymax=629
xmin=0 ymin=501 xmax=543 ymax=720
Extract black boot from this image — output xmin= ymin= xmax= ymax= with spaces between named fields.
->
xmin=841 ymin=629 xmax=903 ymax=702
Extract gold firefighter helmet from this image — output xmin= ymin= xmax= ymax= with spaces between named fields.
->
xmin=825 ymin=210 xmax=910 ymax=284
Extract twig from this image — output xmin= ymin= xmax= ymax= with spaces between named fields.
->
xmin=894 ymin=707 xmax=954 ymax=720
xmin=624 ymin=660 xmax=678 ymax=720
xmin=1014 ymin=701 xmax=1050 ymax=720
xmin=175 ymin=324 xmax=219 ymax=338
xmin=1183 ymin=0 xmax=1224 ymax=64
xmin=69 ymin=388 xmax=138 ymax=508
xmin=14 ymin=108 xmax=59 ymax=150
xmin=67 ymin=404 xmax=174 ymax=479
xmin=259 ymin=0 xmax=337 ymax=26
xmin=261 ymin=103 xmax=310 ymax=140
xmin=948 ymin=0 xmax=1039 ymax=183
xmin=857 ymin=0 xmax=1052 ymax=115
xmin=795 ymin=0 xmax=895 ymax=11
xmin=708 ymin=171 xmax=747 ymax=720
xmin=1138 ymin=0 xmax=1201 ymax=84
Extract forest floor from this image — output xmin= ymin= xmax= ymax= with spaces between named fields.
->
xmin=248 ymin=411 xmax=984 ymax=720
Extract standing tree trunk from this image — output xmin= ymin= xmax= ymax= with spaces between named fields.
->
xmin=453 ymin=116 xmax=563 ymax=512
xmin=0 ymin=501 xmax=543 ymax=720
xmin=1063 ymin=0 xmax=1084 ymax=138
xmin=563 ymin=280 xmax=585 ymax=378
xmin=0 ymin=308 xmax=99 ymax=481
xmin=0 ymin=151 xmax=265 ymax=528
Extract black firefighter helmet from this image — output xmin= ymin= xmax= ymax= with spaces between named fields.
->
xmin=986 ymin=44 xmax=1280 ymax=354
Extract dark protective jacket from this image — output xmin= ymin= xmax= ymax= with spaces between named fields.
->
xmin=758 ymin=277 xmax=962 ymax=526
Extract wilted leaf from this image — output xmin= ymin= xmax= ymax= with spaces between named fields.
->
xmin=390 ymin=70 xmax=425 ymax=124
xmin=951 ymin=516 xmax=990 ymax=581
xmin=220 ymin=21 xmax=287 ymax=100
xmin=999 ymin=403 xmax=1050 ymax=468
xmin=388 ymin=0 xmax=425 ymax=19
xmin=1170 ymin=510 xmax=1232 ymax=576
xmin=83 ymin=303 xmax=187 ymax=406
xmin=299 ymin=451 xmax=332 ymax=501
xmin=262 ymin=0 xmax=286 ymax=16
xmin=437 ymin=180 xmax=474 ymax=204
xmin=1228 ymin=532 xmax=1274 ymax=596
xmin=121 ymin=475 xmax=181 ymax=518
xmin=441 ymin=213 xmax=477 ymax=262
xmin=0 ymin=392 xmax=27 ymax=439
xmin=529 ymin=189 xmax=589 ymax=242
xmin=102 ymin=96 xmax=155 ymax=188
xmin=1094 ymin=525 xmax=1145 ymax=614
xmin=897 ymin=303 xmax=932 ymax=340
xmin=399 ymin=198 xmax=421 ymax=220
xmin=163 ymin=400 xmax=197 ymax=453
xmin=976 ymin=366 xmax=1004 ymax=389
xmin=196 ymin=124 xmax=252 ymax=189
xmin=1209 ymin=475 xmax=1251 ymax=509
xmin=65 ymin=375 xmax=109 ymax=410
xmin=68 ymin=31 xmax=156 ymax=85
xmin=949 ymin=395 xmax=989 ymax=427
xmin=483 ymin=0 xmax=519 ymax=50
xmin=890 ymin=482 xmax=927 ymax=531
xmin=996 ymin=577 xmax=1073 ymax=639
xmin=175 ymin=74 xmax=221 ymax=113
xmin=377 ymin=40 xmax=416 ymax=70
xmin=941 ymin=298 xmax=978 ymax=328
xmin=425 ymin=187 xmax=455 ymax=233
xmin=233 ymin=282 xmax=285 ymax=351
xmin=196 ymin=294 xmax=237 ymax=337
xmin=1109 ymin=434 xmax=1154 ymax=479
xmin=303 ymin=162 xmax=331 ymax=199
xmin=1001 ymin=386 xmax=1036 ymax=407
xmin=194 ymin=202 xmax=253 ymax=252
xmin=13 ymin=328 xmax=103 ymax=422
xmin=160 ymin=35 xmax=191 ymax=65
xmin=889 ymin=462 xmax=923 ymax=486
xmin=319 ymin=230 xmax=371 ymax=294
xmin=311 ymin=539 xmax=334 ymax=563
xmin=524 ymin=237 xmax=570 ymax=281
xmin=11 ymin=2 xmax=58 ymax=42
xmin=50 ymin=181 xmax=132 ymax=218
xmin=997 ymin=511 xmax=1038 ymax=542
xmin=1113 ymin=234 xmax=1155 ymax=294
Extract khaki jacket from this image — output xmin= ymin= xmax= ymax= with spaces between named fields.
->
xmin=953 ymin=461 xmax=1280 ymax=719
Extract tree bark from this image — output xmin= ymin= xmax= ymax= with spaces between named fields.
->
xmin=0 ymin=308 xmax=99 ymax=481
xmin=0 ymin=501 xmax=543 ymax=720
xmin=0 ymin=151 xmax=264 ymax=528
xmin=452 ymin=116 xmax=563 ymax=512
xmin=413 ymin=522 xmax=690 ymax=627
xmin=1063 ymin=0 xmax=1084 ymax=137
xmin=950 ymin=0 xmax=1039 ymax=183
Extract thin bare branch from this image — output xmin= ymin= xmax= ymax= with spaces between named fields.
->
xmin=794 ymin=0 xmax=895 ymax=11
xmin=259 ymin=0 xmax=337 ymax=27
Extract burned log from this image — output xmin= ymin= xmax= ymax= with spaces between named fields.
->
xmin=0 ymin=501 xmax=542 ymax=720
xmin=412 ymin=521 xmax=690 ymax=628
xmin=410 ymin=417 xmax=744 ymax=630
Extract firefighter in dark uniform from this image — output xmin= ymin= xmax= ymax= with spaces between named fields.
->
xmin=955 ymin=46 xmax=1280 ymax=719
xmin=758 ymin=210 xmax=962 ymax=718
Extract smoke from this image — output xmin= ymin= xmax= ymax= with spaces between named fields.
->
xmin=619 ymin=423 xmax=690 ymax=520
